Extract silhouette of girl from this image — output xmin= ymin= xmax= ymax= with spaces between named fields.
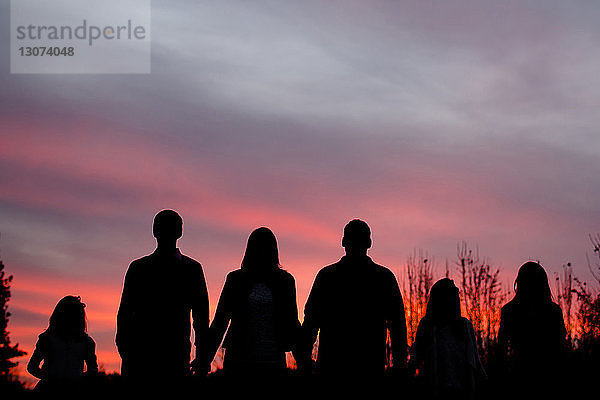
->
xmin=209 ymin=227 xmax=300 ymax=376
xmin=497 ymin=261 xmax=567 ymax=390
xmin=27 ymin=296 xmax=98 ymax=389
xmin=410 ymin=278 xmax=486 ymax=399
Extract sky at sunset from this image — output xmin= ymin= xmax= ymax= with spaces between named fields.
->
xmin=1 ymin=0 xmax=600 ymax=384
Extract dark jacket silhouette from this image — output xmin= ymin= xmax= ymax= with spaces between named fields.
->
xmin=116 ymin=210 xmax=209 ymax=377
xmin=301 ymin=220 xmax=407 ymax=376
xmin=209 ymin=227 xmax=300 ymax=375
xmin=410 ymin=279 xmax=486 ymax=398
xmin=497 ymin=261 xmax=566 ymax=388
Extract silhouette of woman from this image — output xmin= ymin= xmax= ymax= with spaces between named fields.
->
xmin=208 ymin=227 xmax=301 ymax=376
xmin=27 ymin=296 xmax=98 ymax=390
xmin=497 ymin=261 xmax=567 ymax=391
xmin=410 ymin=278 xmax=486 ymax=399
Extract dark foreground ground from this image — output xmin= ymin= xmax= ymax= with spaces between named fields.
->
xmin=1 ymin=372 xmax=596 ymax=400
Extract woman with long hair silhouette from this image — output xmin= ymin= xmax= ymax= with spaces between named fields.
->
xmin=410 ymin=278 xmax=486 ymax=399
xmin=208 ymin=227 xmax=301 ymax=376
xmin=497 ymin=261 xmax=567 ymax=390
xmin=27 ymin=296 xmax=98 ymax=389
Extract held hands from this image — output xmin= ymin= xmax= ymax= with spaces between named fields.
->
xmin=191 ymin=357 xmax=210 ymax=377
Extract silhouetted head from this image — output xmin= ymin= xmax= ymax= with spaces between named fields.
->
xmin=425 ymin=278 xmax=462 ymax=324
xmin=342 ymin=219 xmax=372 ymax=255
xmin=48 ymin=296 xmax=87 ymax=340
xmin=241 ymin=227 xmax=280 ymax=275
xmin=153 ymin=210 xmax=183 ymax=243
xmin=514 ymin=261 xmax=553 ymax=304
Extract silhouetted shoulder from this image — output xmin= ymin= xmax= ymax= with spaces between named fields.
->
xmin=461 ymin=317 xmax=475 ymax=331
xmin=181 ymin=255 xmax=202 ymax=267
xmin=275 ymin=269 xmax=297 ymax=292
xmin=275 ymin=268 xmax=295 ymax=283
xmin=549 ymin=301 xmax=563 ymax=315
xmin=501 ymin=298 xmax=518 ymax=314
xmin=502 ymin=298 xmax=562 ymax=315
xmin=85 ymin=334 xmax=96 ymax=347
xmin=225 ymin=268 xmax=294 ymax=285
xmin=549 ymin=302 xmax=567 ymax=329
xmin=37 ymin=331 xmax=50 ymax=347
xmin=316 ymin=262 xmax=341 ymax=276
xmin=126 ymin=255 xmax=154 ymax=273
xmin=220 ymin=269 xmax=245 ymax=290
xmin=181 ymin=255 xmax=204 ymax=278
xmin=372 ymin=262 xmax=396 ymax=280
xmin=225 ymin=269 xmax=244 ymax=281
xmin=310 ymin=263 xmax=341 ymax=286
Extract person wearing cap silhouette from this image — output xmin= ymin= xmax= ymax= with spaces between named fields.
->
xmin=300 ymin=219 xmax=407 ymax=377
xmin=116 ymin=210 xmax=210 ymax=378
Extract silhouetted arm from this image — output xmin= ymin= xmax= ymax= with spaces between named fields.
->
xmin=208 ymin=273 xmax=234 ymax=365
xmin=557 ymin=305 xmax=568 ymax=345
xmin=466 ymin=320 xmax=487 ymax=380
xmin=496 ymin=307 xmax=509 ymax=368
xmin=300 ymin=271 xmax=324 ymax=374
xmin=191 ymin=263 xmax=210 ymax=375
xmin=116 ymin=262 xmax=136 ymax=359
xmin=554 ymin=304 xmax=568 ymax=365
xmin=85 ymin=336 xmax=99 ymax=375
xmin=387 ymin=271 xmax=408 ymax=369
xmin=408 ymin=320 xmax=427 ymax=375
xmin=27 ymin=337 xmax=46 ymax=380
xmin=284 ymin=275 xmax=302 ymax=361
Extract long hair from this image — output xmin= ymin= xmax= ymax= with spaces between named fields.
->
xmin=241 ymin=227 xmax=280 ymax=275
xmin=47 ymin=296 xmax=87 ymax=340
xmin=513 ymin=261 xmax=553 ymax=305
xmin=425 ymin=278 xmax=462 ymax=325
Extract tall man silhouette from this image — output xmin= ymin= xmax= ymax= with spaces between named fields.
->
xmin=301 ymin=219 xmax=407 ymax=377
xmin=116 ymin=210 xmax=210 ymax=377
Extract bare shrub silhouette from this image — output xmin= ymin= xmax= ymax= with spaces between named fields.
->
xmin=400 ymin=249 xmax=434 ymax=346
xmin=555 ymin=262 xmax=575 ymax=345
xmin=587 ymin=234 xmax=600 ymax=283
xmin=573 ymin=234 xmax=600 ymax=350
xmin=456 ymin=242 xmax=508 ymax=362
xmin=574 ymin=279 xmax=600 ymax=345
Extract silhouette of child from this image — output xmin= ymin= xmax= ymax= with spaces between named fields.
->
xmin=410 ymin=278 xmax=486 ymax=399
xmin=27 ymin=296 xmax=98 ymax=388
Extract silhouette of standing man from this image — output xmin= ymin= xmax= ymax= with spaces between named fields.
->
xmin=301 ymin=219 xmax=407 ymax=377
xmin=116 ymin=210 xmax=209 ymax=378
